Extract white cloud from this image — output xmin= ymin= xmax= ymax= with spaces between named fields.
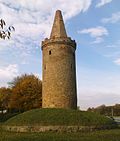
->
xmin=0 ymin=0 xmax=92 ymax=64
xmin=0 ymin=0 xmax=92 ymax=38
xmin=92 ymin=37 xmax=103 ymax=44
xmin=79 ymin=26 xmax=108 ymax=43
xmin=102 ymin=11 xmax=120 ymax=23
xmin=113 ymin=58 xmax=120 ymax=65
xmin=0 ymin=64 xmax=19 ymax=87
xmin=96 ymin=0 xmax=112 ymax=8
xmin=80 ymin=26 xmax=108 ymax=37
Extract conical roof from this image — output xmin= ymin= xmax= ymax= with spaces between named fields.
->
xmin=50 ymin=10 xmax=67 ymax=38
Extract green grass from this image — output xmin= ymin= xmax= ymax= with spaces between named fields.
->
xmin=0 ymin=129 xmax=120 ymax=141
xmin=4 ymin=108 xmax=116 ymax=127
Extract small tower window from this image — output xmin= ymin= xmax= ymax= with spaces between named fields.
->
xmin=73 ymin=53 xmax=75 ymax=57
xmin=71 ymin=64 xmax=72 ymax=69
xmin=44 ymin=65 xmax=46 ymax=70
xmin=49 ymin=50 xmax=51 ymax=55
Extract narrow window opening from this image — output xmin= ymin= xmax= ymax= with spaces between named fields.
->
xmin=49 ymin=50 xmax=51 ymax=55
xmin=44 ymin=65 xmax=46 ymax=70
xmin=71 ymin=64 xmax=72 ymax=69
xmin=73 ymin=53 xmax=75 ymax=57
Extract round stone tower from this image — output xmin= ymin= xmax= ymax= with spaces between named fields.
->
xmin=41 ymin=10 xmax=77 ymax=109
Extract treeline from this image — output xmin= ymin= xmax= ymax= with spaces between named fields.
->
xmin=0 ymin=74 xmax=42 ymax=114
xmin=87 ymin=104 xmax=120 ymax=116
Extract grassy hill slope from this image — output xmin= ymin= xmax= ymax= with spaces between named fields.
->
xmin=4 ymin=108 xmax=116 ymax=127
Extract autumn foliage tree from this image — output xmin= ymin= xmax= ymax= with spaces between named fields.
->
xmin=0 ymin=87 xmax=12 ymax=113
xmin=9 ymin=74 xmax=42 ymax=112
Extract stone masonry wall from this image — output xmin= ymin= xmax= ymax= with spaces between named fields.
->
xmin=2 ymin=125 xmax=115 ymax=133
xmin=42 ymin=39 xmax=77 ymax=109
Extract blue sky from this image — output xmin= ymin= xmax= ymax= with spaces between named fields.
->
xmin=0 ymin=0 xmax=120 ymax=110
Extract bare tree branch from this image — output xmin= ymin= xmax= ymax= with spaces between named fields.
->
xmin=0 ymin=19 xmax=15 ymax=40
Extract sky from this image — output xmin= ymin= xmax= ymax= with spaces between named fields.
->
xmin=0 ymin=0 xmax=120 ymax=110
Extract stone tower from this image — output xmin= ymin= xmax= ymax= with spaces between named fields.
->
xmin=41 ymin=10 xmax=77 ymax=109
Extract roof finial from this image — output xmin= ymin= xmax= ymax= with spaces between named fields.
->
xmin=50 ymin=10 xmax=67 ymax=38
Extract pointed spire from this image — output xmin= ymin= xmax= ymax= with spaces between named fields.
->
xmin=50 ymin=10 xmax=67 ymax=39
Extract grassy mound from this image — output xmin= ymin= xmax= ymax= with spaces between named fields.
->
xmin=4 ymin=108 xmax=116 ymax=127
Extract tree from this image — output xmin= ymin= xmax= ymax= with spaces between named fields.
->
xmin=0 ymin=19 xmax=15 ymax=39
xmin=9 ymin=74 xmax=42 ymax=112
xmin=0 ymin=87 xmax=12 ymax=113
